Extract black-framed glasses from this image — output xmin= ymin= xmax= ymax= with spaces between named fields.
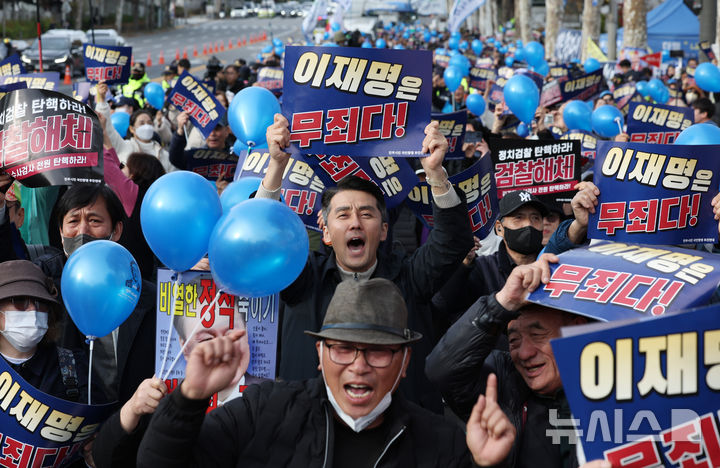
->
xmin=325 ymin=342 xmax=403 ymax=368
xmin=4 ymin=296 xmax=51 ymax=313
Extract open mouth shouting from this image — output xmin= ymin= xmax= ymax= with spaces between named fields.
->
xmin=346 ymin=236 xmax=366 ymax=255
xmin=344 ymin=382 xmax=374 ymax=403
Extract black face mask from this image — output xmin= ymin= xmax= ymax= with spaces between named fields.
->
xmin=502 ymin=225 xmax=544 ymax=255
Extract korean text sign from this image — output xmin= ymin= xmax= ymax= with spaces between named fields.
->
xmin=234 ymin=149 xmax=325 ymax=230
xmin=185 ymin=148 xmax=238 ymax=181
xmin=626 ymin=102 xmax=693 ymax=145
xmin=0 ymin=88 xmax=103 ymax=187
xmin=282 ymin=46 xmax=432 ymax=158
xmin=552 ymin=304 xmax=720 ymax=466
xmin=82 ymin=44 xmax=131 ymax=84
xmin=559 ymin=69 xmax=603 ymax=101
xmin=0 ymin=72 xmax=60 ymax=91
xmin=169 ymin=71 xmax=227 ymax=138
xmin=527 ymin=241 xmax=720 ymax=322
xmin=489 ymin=138 xmax=581 ymax=202
xmin=405 ymin=155 xmax=498 ymax=238
xmin=588 ymin=142 xmax=720 ymax=244
xmin=0 ymin=357 xmax=115 ymax=467
xmin=304 ymin=153 xmax=417 ymax=209
xmin=155 ymin=269 xmax=278 ymax=412
xmin=0 ymin=54 xmax=25 ymax=76
xmin=431 ymin=110 xmax=467 ymax=160
xmin=256 ymin=66 xmax=283 ymax=97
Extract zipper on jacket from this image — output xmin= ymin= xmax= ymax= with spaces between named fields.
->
xmin=372 ymin=426 xmax=406 ymax=468
xmin=322 ymin=406 xmax=330 ymax=468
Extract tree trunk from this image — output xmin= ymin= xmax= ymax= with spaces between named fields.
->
xmin=580 ymin=0 xmax=598 ymax=61
xmin=622 ymin=0 xmax=647 ymax=49
xmin=499 ymin=0 xmax=512 ymax=26
xmin=133 ymin=0 xmax=139 ymax=31
xmin=115 ymin=0 xmax=124 ymax=32
xmin=477 ymin=0 xmax=496 ymax=38
xmin=74 ymin=0 xmax=83 ymax=29
xmin=516 ymin=0 xmax=530 ymax=44
xmin=545 ymin=0 xmax=562 ymax=59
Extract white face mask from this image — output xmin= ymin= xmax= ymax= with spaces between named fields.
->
xmin=321 ymin=342 xmax=407 ymax=433
xmin=135 ymin=124 xmax=155 ymax=141
xmin=0 ymin=310 xmax=49 ymax=353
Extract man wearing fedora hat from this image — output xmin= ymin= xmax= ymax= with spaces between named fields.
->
xmin=136 ymin=278 xmax=517 ymax=467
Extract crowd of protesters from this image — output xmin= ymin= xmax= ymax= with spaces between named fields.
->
xmin=1 ymin=17 xmax=719 ymax=468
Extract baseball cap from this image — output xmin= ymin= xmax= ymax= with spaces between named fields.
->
xmin=498 ymin=190 xmax=549 ymax=218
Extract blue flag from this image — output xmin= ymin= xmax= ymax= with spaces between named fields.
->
xmin=169 ymin=71 xmax=227 ymax=139
xmin=627 ymin=102 xmax=694 ymax=145
xmin=82 ymin=44 xmax=132 ymax=84
xmin=0 ymin=54 xmax=26 ymax=76
xmin=431 ymin=110 xmax=467 ymax=160
xmin=588 ymin=142 xmax=720 ymax=244
xmin=282 ymin=46 xmax=432 ymax=158
xmin=552 ymin=304 xmax=720 ymax=465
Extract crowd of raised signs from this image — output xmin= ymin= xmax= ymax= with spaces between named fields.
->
xmin=1 ymin=15 xmax=720 ymax=468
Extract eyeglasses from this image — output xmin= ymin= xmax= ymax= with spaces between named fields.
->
xmin=325 ymin=342 xmax=402 ymax=368
xmin=4 ymin=296 xmax=51 ymax=313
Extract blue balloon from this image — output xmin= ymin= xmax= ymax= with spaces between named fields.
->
xmin=402 ymin=32 xmax=410 ymax=39
xmin=448 ymin=36 xmax=459 ymax=50
xmin=209 ymin=198 xmax=309 ymax=297
xmin=505 ymin=56 xmax=515 ymax=67
xmin=459 ymin=40 xmax=468 ymax=51
xmin=423 ymin=31 xmax=431 ymax=42
xmin=654 ymin=85 xmax=670 ymax=104
xmin=435 ymin=47 xmax=447 ymax=56
xmin=449 ymin=54 xmax=470 ymax=76
xmin=499 ymin=46 xmax=507 ymax=54
xmin=533 ymin=60 xmax=550 ymax=77
xmin=141 ymin=171 xmax=222 ymax=272
xmin=274 ymin=45 xmax=284 ymax=56
xmin=256 ymin=53 xmax=263 ymax=61
xmin=517 ymin=122 xmax=529 ymax=137
xmin=323 ymin=31 xmax=329 ymax=40
xmin=262 ymin=44 xmax=273 ymax=53
xmin=393 ymin=44 xmax=405 ymax=49
xmin=675 ymin=123 xmax=720 ymax=145
xmin=451 ymin=31 xmax=461 ymax=40
xmin=361 ymin=40 xmax=372 ymax=48
xmin=449 ymin=49 xmax=461 ymax=57
xmin=220 ymin=177 xmax=263 ymax=213
xmin=110 ymin=111 xmax=130 ymax=138
xmin=228 ymin=87 xmax=280 ymax=147
xmin=503 ymin=74 xmax=539 ymax=124
xmin=583 ymin=57 xmax=601 ymax=73
xmin=62 ymin=241 xmax=141 ymax=338
xmin=563 ymin=100 xmax=593 ymax=132
xmin=471 ymin=39 xmax=483 ymax=55
xmin=443 ymin=65 xmax=463 ymax=92
xmin=662 ymin=50 xmax=670 ymax=62
xmin=636 ymin=81 xmax=649 ymax=97
xmin=514 ymin=48 xmax=525 ymax=62
xmin=442 ymin=101 xmax=453 ymax=113
xmin=376 ymin=38 xmax=386 ymax=48
xmin=466 ymin=93 xmax=486 ymax=116
xmin=647 ymin=78 xmax=664 ymax=96
xmin=144 ymin=82 xmax=165 ymax=110
xmin=272 ymin=38 xmax=283 ymax=47
xmin=592 ymin=104 xmax=624 ymax=138
xmin=331 ymin=21 xmax=340 ymax=31
xmin=695 ymin=62 xmax=720 ymax=93
xmin=431 ymin=30 xmax=438 ymax=37
xmin=523 ymin=41 xmax=545 ymax=67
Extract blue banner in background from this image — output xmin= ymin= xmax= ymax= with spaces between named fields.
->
xmin=185 ymin=148 xmax=238 ymax=181
xmin=0 ymin=72 xmax=60 ymax=90
xmin=588 ymin=142 xmax=720 ymax=245
xmin=0 ymin=54 xmax=26 ymax=76
xmin=0 ymin=357 xmax=115 ymax=468
xmin=82 ymin=44 xmax=132 ymax=84
xmin=527 ymin=241 xmax=720 ymax=322
xmin=627 ymin=102 xmax=694 ymax=145
xmin=431 ymin=110 xmax=467 ymax=160
xmin=552 ymin=304 xmax=720 ymax=466
xmin=559 ymin=69 xmax=603 ymax=102
xmin=255 ymin=66 xmax=283 ymax=97
xmin=405 ymin=155 xmax=498 ymax=238
xmin=234 ymin=149 xmax=325 ymax=231
xmin=304 ymin=153 xmax=417 ymax=210
xmin=282 ymin=46 xmax=432 ymax=158
xmin=169 ymin=71 xmax=227 ymax=139
xmin=468 ymin=65 xmax=496 ymax=92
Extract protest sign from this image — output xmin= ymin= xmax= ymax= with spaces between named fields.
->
xmin=559 ymin=69 xmax=604 ymax=101
xmin=613 ymin=82 xmax=640 ymax=116
xmin=405 ymin=154 xmax=498 ymax=237
xmin=699 ymin=40 xmax=716 ymax=62
xmin=588 ymin=142 xmax=720 ymax=245
xmin=489 ymin=138 xmax=581 ymax=202
xmin=434 ymin=50 xmax=450 ymax=68
xmin=168 ymin=71 xmax=226 ymax=138
xmin=255 ymin=66 xmax=283 ymax=96
xmin=72 ymin=81 xmax=92 ymax=104
xmin=554 ymin=29 xmax=582 ymax=63
xmin=560 ymin=130 xmax=598 ymax=160
xmin=540 ymin=80 xmax=562 ymax=107
xmin=0 ymin=357 xmax=115 ymax=467
xmin=282 ymin=46 xmax=432 ymax=158
xmin=431 ymin=110 xmax=467 ymax=160
xmin=155 ymin=269 xmax=279 ymax=411
xmin=468 ymin=65 xmax=496 ymax=92
xmin=0 ymin=88 xmax=103 ymax=187
xmin=234 ymin=148 xmax=324 ymax=230
xmin=549 ymin=64 xmax=570 ymax=81
xmin=552 ymin=304 xmax=720 ymax=466
xmin=305 ymin=153 xmax=417 ymax=209
xmin=0 ymin=81 xmax=27 ymax=101
xmin=0 ymin=54 xmax=25 ymax=76
xmin=527 ymin=240 xmax=720 ymax=321
xmin=82 ymin=44 xmax=131 ymax=84
xmin=627 ymin=102 xmax=693 ymax=145
xmin=185 ymin=148 xmax=238 ymax=181
xmin=0 ymin=72 xmax=60 ymax=91
xmin=487 ymin=75 xmax=508 ymax=105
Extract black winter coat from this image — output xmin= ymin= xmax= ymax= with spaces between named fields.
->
xmin=278 ymin=189 xmax=474 ymax=412
xmin=136 ymin=378 xmax=472 ymax=468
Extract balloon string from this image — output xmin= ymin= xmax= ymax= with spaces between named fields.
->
xmin=158 ymin=272 xmax=182 ymax=381
xmin=87 ymin=338 xmax=94 ymax=406
xmin=161 ymin=289 xmax=222 ymax=382
xmin=615 ymin=117 xmax=623 ymax=135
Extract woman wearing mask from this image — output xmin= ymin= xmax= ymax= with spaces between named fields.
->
xmin=94 ymin=82 xmax=175 ymax=174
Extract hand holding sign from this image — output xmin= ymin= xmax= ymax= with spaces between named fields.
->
xmin=466 ymin=374 xmax=516 ymax=467
xmin=568 ymin=181 xmax=599 ymax=244
xmin=421 ymin=121 xmax=449 ymax=189
xmin=120 ymin=377 xmax=167 ymax=433
xmin=263 ymin=113 xmax=292 ymax=191
xmin=495 ymin=254 xmax=558 ymax=312
xmin=180 ymin=330 xmax=246 ymax=400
